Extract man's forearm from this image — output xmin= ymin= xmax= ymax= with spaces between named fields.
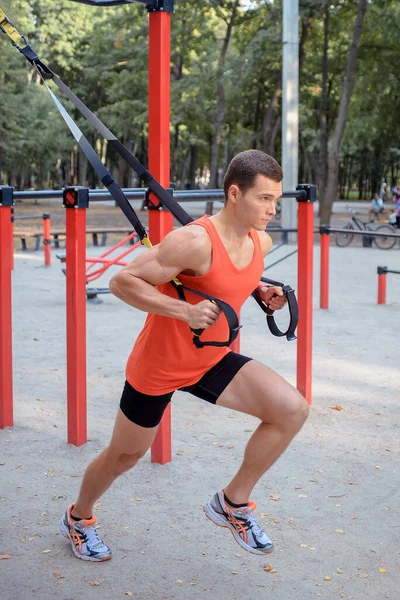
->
xmin=109 ymin=273 xmax=189 ymax=323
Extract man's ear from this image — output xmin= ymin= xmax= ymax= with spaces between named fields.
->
xmin=228 ymin=184 xmax=240 ymax=205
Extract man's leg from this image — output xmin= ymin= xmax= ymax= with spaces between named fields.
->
xmin=216 ymin=360 xmax=309 ymax=504
xmin=72 ymin=409 xmax=159 ymax=519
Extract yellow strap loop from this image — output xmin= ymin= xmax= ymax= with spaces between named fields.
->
xmin=0 ymin=9 xmax=27 ymax=49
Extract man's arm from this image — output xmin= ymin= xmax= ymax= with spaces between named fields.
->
xmin=109 ymin=225 xmax=221 ymax=330
xmin=256 ymin=230 xmax=287 ymax=311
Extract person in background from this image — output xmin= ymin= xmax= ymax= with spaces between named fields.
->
xmin=368 ymin=192 xmax=385 ymax=220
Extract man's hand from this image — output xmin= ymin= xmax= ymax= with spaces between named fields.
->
xmin=257 ymin=283 xmax=288 ymax=311
xmin=186 ymin=300 xmax=222 ymax=330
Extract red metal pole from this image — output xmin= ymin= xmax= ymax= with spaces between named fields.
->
xmin=43 ymin=214 xmax=51 ymax=267
xmin=148 ymin=10 xmax=173 ymax=465
xmin=320 ymin=227 xmax=330 ymax=310
xmin=0 ymin=188 xmax=14 ymax=429
xmin=296 ymin=198 xmax=314 ymax=405
xmin=10 ymin=207 xmax=14 ymax=271
xmin=66 ymin=207 xmax=87 ymax=446
xmin=377 ymin=268 xmax=387 ymax=305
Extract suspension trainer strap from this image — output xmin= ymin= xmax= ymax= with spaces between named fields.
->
xmin=0 ymin=7 xmax=297 ymax=343
xmin=170 ymin=280 xmax=241 ymax=348
xmin=252 ymin=277 xmax=298 ymax=342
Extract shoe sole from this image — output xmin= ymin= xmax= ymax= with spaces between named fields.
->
xmin=203 ymin=502 xmax=274 ymax=556
xmin=58 ymin=517 xmax=112 ymax=562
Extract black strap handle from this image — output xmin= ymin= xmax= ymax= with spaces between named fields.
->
xmin=252 ymin=277 xmax=298 ymax=341
xmin=171 ymin=281 xmax=241 ymax=349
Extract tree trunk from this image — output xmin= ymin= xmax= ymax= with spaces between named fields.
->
xmin=209 ymin=0 xmax=240 ymax=189
xmin=262 ymin=76 xmax=282 ymax=153
xmin=318 ymin=4 xmax=329 ymax=214
xmin=320 ymin=0 xmax=368 ymax=224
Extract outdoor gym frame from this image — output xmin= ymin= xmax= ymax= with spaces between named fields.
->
xmin=0 ymin=0 xmax=316 ymax=466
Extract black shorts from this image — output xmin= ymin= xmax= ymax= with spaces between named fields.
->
xmin=119 ymin=352 xmax=252 ymax=428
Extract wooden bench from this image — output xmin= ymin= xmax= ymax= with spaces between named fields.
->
xmin=13 ymin=227 xmax=136 ymax=250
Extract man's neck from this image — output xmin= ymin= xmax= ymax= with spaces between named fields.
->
xmin=210 ymin=209 xmax=251 ymax=244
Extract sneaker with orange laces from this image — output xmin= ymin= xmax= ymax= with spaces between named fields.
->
xmin=59 ymin=504 xmax=112 ymax=561
xmin=203 ymin=490 xmax=274 ymax=555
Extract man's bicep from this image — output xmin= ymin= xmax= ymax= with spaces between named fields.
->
xmin=119 ymin=245 xmax=183 ymax=286
xmin=118 ymin=227 xmax=209 ymax=286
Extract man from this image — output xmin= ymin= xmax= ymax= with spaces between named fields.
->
xmin=59 ymin=150 xmax=309 ymax=561
xmin=368 ymin=192 xmax=385 ymax=220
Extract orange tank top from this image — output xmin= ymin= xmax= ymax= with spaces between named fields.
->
xmin=125 ymin=215 xmax=264 ymax=394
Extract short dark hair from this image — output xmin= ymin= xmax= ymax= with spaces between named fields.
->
xmin=223 ymin=150 xmax=283 ymax=199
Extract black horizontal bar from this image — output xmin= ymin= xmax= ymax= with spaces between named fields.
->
xmin=264 ymin=249 xmax=298 ymax=271
xmin=12 ymin=187 xmax=311 ymax=202
xmin=327 ymin=227 xmax=400 ymax=239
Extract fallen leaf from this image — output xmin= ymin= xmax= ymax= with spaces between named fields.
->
xmin=234 ymin=553 xmax=241 ymax=557
xmin=336 ymin=529 xmax=344 ymax=534
xmin=125 ymin=592 xmax=134 ymax=597
xmin=300 ymin=544 xmax=308 ymax=548
xmin=308 ymin=547 xmax=316 ymax=551
xmin=357 ymin=574 xmax=368 ymax=579
xmin=375 ymin=465 xmax=381 ymax=469
xmin=211 ymin=442 xmax=218 ymax=446
xmin=227 ymin=445 xmax=235 ymax=449
xmin=335 ymin=503 xmax=342 ymax=507
xmin=0 ymin=554 xmax=12 ymax=560
xmin=89 ymin=581 xmax=101 ymax=586
xmin=350 ymin=515 xmax=357 ymax=519
xmin=336 ymin=568 xmax=343 ymax=574
xmin=298 ymin=494 xmax=308 ymax=499
xmin=316 ymin=583 xmax=323 ymax=587
xmin=42 ymin=549 xmax=52 ymax=554
xmin=231 ymin=571 xmax=238 ymax=575
xmin=330 ymin=405 xmax=343 ymax=411
xmin=379 ymin=568 xmax=387 ymax=573
xmin=53 ymin=573 xmax=65 ymax=579
xmin=316 ymin=433 xmax=323 ymax=437
xmin=176 ymin=579 xmax=183 ymax=584
xmin=176 ymin=450 xmax=184 ymax=455
xmin=348 ymin=481 xmax=357 ymax=485
xmin=263 ymin=564 xmax=277 ymax=573
xmin=317 ymin=469 xmax=325 ymax=473
xmin=269 ymin=494 xmax=280 ymax=501
xmin=324 ymin=576 xmax=331 ymax=581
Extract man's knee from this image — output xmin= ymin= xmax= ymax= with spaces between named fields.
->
xmin=264 ymin=390 xmax=309 ymax=434
xmin=105 ymin=447 xmax=146 ymax=477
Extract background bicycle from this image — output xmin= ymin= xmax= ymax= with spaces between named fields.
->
xmin=335 ymin=206 xmax=397 ymax=250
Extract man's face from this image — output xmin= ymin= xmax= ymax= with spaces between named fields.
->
xmin=228 ymin=174 xmax=282 ymax=231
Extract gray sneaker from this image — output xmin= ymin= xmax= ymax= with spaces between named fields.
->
xmin=203 ymin=490 xmax=274 ymax=555
xmin=59 ymin=504 xmax=112 ymax=562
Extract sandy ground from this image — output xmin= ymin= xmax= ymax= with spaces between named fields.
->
xmin=0 ymin=233 xmax=399 ymax=600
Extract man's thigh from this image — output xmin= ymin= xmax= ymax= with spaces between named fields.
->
xmin=216 ymin=360 xmax=306 ymax=423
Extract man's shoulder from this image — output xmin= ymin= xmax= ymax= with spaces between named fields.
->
xmin=256 ymin=230 xmax=273 ymax=257
xmin=158 ymin=223 xmax=212 ymax=263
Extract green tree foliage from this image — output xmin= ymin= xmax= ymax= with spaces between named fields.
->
xmin=0 ymin=0 xmax=399 ymax=220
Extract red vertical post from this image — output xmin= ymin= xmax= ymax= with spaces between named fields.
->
xmin=0 ymin=186 xmax=14 ymax=429
xmin=43 ymin=214 xmax=51 ymax=267
xmin=319 ymin=226 xmax=330 ymax=310
xmin=148 ymin=8 xmax=174 ymax=465
xmin=64 ymin=188 xmax=88 ymax=446
xmin=377 ymin=267 xmax=387 ymax=305
xmin=10 ymin=206 xmax=14 ymax=271
xmin=296 ymin=186 xmax=315 ymax=405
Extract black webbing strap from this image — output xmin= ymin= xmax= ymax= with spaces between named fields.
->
xmin=171 ymin=280 xmax=241 ymax=348
xmin=251 ymin=277 xmax=298 ymax=342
